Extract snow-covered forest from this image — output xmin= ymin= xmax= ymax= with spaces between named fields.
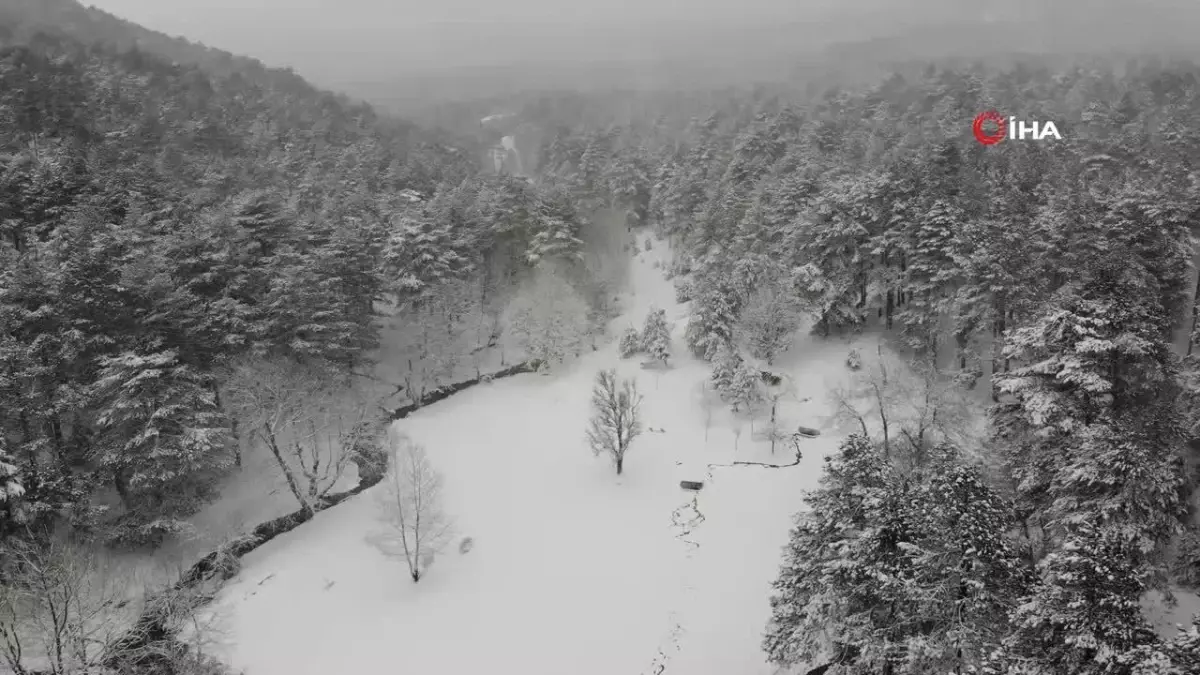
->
xmin=2 ymin=1 xmax=1200 ymax=674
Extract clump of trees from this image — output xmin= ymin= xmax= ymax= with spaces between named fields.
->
xmin=710 ymin=345 xmax=764 ymax=415
xmin=616 ymin=307 xmax=673 ymax=365
xmin=586 ymin=369 xmax=643 ymax=475
xmin=225 ymin=358 xmax=382 ymax=518
xmin=504 ymin=265 xmax=591 ymax=369
xmin=765 ymin=435 xmax=1030 ymax=673
xmin=0 ymin=535 xmax=231 ymax=675
xmin=532 ymin=56 xmax=1200 ymax=671
xmin=618 ymin=327 xmax=643 ymax=358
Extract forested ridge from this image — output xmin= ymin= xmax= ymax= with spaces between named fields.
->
xmin=5 ymin=0 xmax=1200 ymax=672
xmin=528 ymin=58 xmax=1200 ymax=673
xmin=0 ymin=0 xmax=601 ymax=557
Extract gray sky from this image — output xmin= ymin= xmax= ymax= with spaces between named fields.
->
xmin=81 ymin=0 xmax=1198 ymax=99
xmin=83 ymin=0 xmax=854 ymax=84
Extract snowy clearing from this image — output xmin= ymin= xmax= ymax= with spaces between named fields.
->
xmin=202 ymin=240 xmax=875 ymax=675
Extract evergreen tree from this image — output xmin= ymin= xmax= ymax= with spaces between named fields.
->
xmin=993 ymin=277 xmax=1189 ymax=569
xmin=0 ymin=436 xmax=25 ymax=528
xmin=725 ymin=361 xmax=763 ymax=413
xmin=641 ymin=308 xmax=672 ymax=364
xmin=685 ymin=275 xmax=740 ymax=360
xmin=382 ymin=214 xmax=471 ymax=306
xmin=92 ymin=350 xmax=232 ymax=542
xmin=527 ymin=189 xmax=585 ymax=265
xmin=766 ymin=437 xmax=1029 ymax=674
xmin=998 ymin=527 xmax=1159 ymax=675
xmin=230 ymin=189 xmax=291 ymax=258
xmin=619 ymin=327 xmax=643 ymax=358
xmin=710 ymin=343 xmax=743 ymax=393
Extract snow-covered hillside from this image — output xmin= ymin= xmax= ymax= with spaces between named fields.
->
xmin=202 ymin=238 xmax=875 ymax=675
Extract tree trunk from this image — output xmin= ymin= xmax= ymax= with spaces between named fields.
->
xmin=213 ymin=384 xmax=242 ymax=468
xmin=616 ymin=456 xmax=624 ymax=475
xmin=263 ymin=426 xmax=312 ymax=515
xmin=114 ymin=469 xmax=131 ymax=507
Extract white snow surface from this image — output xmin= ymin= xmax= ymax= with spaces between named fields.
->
xmin=204 ymin=239 xmax=870 ymax=675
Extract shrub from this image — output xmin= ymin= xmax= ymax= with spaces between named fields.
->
xmin=846 ymin=347 xmax=862 ymax=371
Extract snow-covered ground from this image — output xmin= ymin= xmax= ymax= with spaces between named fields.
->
xmin=201 ymin=238 xmax=871 ymax=675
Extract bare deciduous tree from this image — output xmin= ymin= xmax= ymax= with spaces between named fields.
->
xmin=758 ymin=380 xmax=797 ymax=455
xmin=696 ymin=381 xmax=720 ymax=442
xmin=0 ymin=537 xmax=132 ymax=675
xmin=503 ymin=264 xmax=590 ymax=368
xmin=586 ymin=369 xmax=643 ymax=475
xmin=225 ymin=358 xmax=373 ymax=515
xmin=829 ymin=347 xmax=975 ymax=469
xmin=369 ymin=433 xmax=452 ymax=583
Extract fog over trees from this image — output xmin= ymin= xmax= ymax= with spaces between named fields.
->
xmin=2 ymin=0 xmax=1200 ymax=673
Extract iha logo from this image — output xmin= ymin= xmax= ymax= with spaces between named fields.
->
xmin=972 ymin=111 xmax=1062 ymax=145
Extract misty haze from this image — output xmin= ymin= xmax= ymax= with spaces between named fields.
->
xmin=1 ymin=1 xmax=1199 ymax=674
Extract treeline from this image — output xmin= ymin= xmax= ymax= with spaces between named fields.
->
xmin=0 ymin=2 xmax=601 ymax=551
xmin=536 ymin=57 xmax=1200 ymax=673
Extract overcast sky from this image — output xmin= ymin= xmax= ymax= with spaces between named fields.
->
xmin=83 ymin=0 xmax=861 ymax=84
xmin=83 ymin=0 xmax=1193 ymax=94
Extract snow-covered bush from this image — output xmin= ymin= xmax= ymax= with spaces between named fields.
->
xmin=846 ymin=347 xmax=862 ymax=370
xmin=619 ymin=327 xmax=643 ymax=358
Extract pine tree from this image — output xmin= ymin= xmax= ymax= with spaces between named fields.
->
xmin=685 ymin=276 xmax=740 ymax=360
xmin=766 ymin=437 xmax=1029 ymax=674
xmin=382 ymin=213 xmax=471 ymax=306
xmin=764 ymin=434 xmax=899 ymax=668
xmin=619 ymin=326 xmax=642 ymax=359
xmin=725 ymin=361 xmax=763 ymax=413
xmin=993 ymin=278 xmax=1189 ymax=569
xmin=1000 ymin=527 xmax=1159 ymax=675
xmin=642 ymin=308 xmax=672 ymax=364
xmin=710 ymin=343 xmax=742 ymax=393
xmin=92 ymin=350 xmax=232 ymax=541
xmin=230 ymin=188 xmax=291 ymax=258
xmin=527 ymin=189 xmax=585 ymax=265
xmin=0 ymin=436 xmax=24 ymax=527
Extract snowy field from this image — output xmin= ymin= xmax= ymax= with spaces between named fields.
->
xmin=201 ymin=240 xmax=872 ymax=675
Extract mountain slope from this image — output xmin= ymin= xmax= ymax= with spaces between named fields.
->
xmin=0 ymin=1 xmax=478 ymax=550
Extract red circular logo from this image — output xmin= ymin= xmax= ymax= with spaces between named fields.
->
xmin=973 ymin=111 xmax=1006 ymax=145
